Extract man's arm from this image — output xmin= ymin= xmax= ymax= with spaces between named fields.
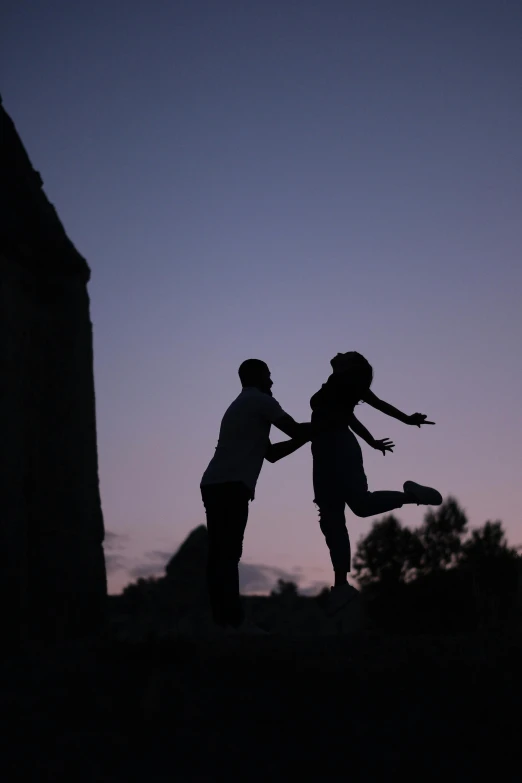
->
xmin=265 ymin=434 xmax=310 ymax=463
xmin=362 ymin=390 xmax=435 ymax=426
xmin=272 ymin=414 xmax=311 ymax=440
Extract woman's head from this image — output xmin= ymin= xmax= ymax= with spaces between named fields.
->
xmin=330 ymin=351 xmax=373 ymax=397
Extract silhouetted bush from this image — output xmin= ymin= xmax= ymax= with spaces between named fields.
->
xmin=352 ymin=514 xmax=423 ymax=587
xmin=353 ymin=498 xmax=520 ymax=632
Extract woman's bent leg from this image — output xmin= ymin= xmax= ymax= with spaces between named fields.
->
xmin=312 ymin=431 xmax=407 ymax=577
xmin=340 ymin=432 xmax=406 ymax=518
xmin=348 ymin=489 xmax=407 ymax=518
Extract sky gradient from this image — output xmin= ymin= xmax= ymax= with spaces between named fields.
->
xmin=3 ymin=0 xmax=521 ymax=594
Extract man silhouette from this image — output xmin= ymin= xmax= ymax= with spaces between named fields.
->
xmin=201 ymin=359 xmax=310 ymax=632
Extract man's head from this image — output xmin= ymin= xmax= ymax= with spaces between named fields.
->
xmin=238 ymin=359 xmax=273 ymax=394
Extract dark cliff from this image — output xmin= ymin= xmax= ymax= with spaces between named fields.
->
xmin=0 ymin=96 xmax=107 ymax=645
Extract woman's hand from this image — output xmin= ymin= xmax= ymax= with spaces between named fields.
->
xmin=408 ymin=413 xmax=435 ymax=427
xmin=372 ymin=438 xmax=395 ymax=455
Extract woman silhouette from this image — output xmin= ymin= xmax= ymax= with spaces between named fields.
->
xmin=311 ymin=351 xmax=442 ymax=614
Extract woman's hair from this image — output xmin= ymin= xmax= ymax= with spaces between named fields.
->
xmin=331 ymin=352 xmax=374 ymax=403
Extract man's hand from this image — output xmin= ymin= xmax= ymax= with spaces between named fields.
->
xmin=372 ymin=438 xmax=395 ymax=455
xmin=298 ymin=422 xmax=312 ymax=442
xmin=407 ymin=413 xmax=435 ymax=427
xmin=273 ymin=415 xmax=311 ymax=440
xmin=265 ymin=433 xmax=311 ymax=463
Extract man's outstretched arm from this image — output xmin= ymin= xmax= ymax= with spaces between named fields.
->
xmin=272 ymin=414 xmax=311 ymax=440
xmin=362 ymin=390 xmax=435 ymax=427
xmin=265 ymin=431 xmax=311 ymax=463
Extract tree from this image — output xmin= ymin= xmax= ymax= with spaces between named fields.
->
xmin=351 ymin=496 xmax=520 ymax=632
xmin=461 ymin=520 xmax=520 ymax=602
xmin=270 ymin=579 xmax=299 ymax=599
xmin=462 ymin=520 xmax=517 ymax=563
xmin=415 ymin=496 xmax=468 ymax=574
xmin=352 ymin=515 xmax=423 ymax=588
xmin=121 ymin=577 xmax=160 ymax=612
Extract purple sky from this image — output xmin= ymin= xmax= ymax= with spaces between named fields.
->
xmin=3 ymin=1 xmax=521 ymax=594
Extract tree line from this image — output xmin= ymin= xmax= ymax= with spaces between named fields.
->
xmin=352 ymin=496 xmax=519 ymax=588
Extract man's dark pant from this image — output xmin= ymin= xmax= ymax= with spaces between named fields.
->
xmin=201 ymin=481 xmax=251 ymax=628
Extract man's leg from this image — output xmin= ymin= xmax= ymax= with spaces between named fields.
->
xmin=202 ymin=482 xmax=250 ymax=628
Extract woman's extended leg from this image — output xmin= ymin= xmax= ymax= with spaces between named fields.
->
xmin=338 ymin=431 xmax=415 ymax=517
xmin=313 ymin=431 xmax=413 ymax=580
xmin=313 ymin=431 xmax=441 ymax=581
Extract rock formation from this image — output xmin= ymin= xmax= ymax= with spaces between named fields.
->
xmin=164 ymin=525 xmax=209 ymax=605
xmin=0 ymin=96 xmax=107 ymax=645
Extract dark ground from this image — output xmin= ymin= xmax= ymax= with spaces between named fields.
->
xmin=1 ymin=628 xmax=520 ymax=782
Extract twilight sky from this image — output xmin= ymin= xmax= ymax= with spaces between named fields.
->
xmin=3 ymin=0 xmax=521 ymax=594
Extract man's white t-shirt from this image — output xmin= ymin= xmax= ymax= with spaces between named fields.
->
xmin=201 ymin=387 xmax=287 ymax=498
